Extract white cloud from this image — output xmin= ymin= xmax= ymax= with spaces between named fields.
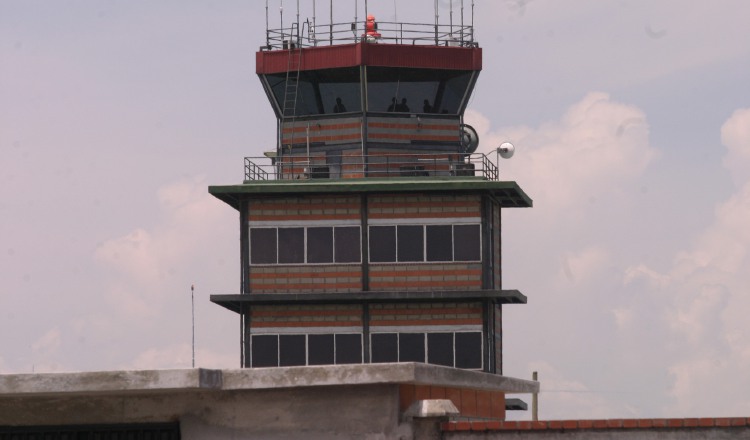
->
xmin=468 ymin=92 xmax=656 ymax=211
xmin=722 ymin=108 xmax=750 ymax=186
xmin=617 ymin=108 xmax=750 ymax=416
xmin=558 ymin=246 xmax=610 ymax=285
xmin=32 ymin=328 xmax=62 ymax=356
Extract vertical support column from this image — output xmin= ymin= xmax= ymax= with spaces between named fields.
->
xmin=361 ymin=194 xmax=369 ymax=291
xmin=240 ymin=200 xmax=250 ymax=294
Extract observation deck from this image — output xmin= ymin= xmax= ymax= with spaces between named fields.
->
xmin=255 ymin=17 xmax=484 ymax=180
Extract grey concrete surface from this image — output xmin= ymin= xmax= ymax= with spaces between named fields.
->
xmin=0 ymin=364 xmax=537 ymax=440
xmin=0 ymin=363 xmax=539 ymax=397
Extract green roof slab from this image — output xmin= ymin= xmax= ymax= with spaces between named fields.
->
xmin=209 ymin=177 xmax=532 ymax=210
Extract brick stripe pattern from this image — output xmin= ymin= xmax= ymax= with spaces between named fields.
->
xmin=369 ymin=302 xmax=482 ymax=328
xmin=248 ymin=195 xmax=360 ymax=223
xmin=368 ymin=194 xmax=481 ymax=220
xmin=249 ymin=266 xmax=362 ymax=293
xmin=369 ymin=264 xmax=482 ymax=292
xmin=281 ymin=117 xmax=362 ymax=146
xmin=400 ymin=385 xmax=505 ymax=421
xmin=250 ymin=304 xmax=362 ymax=329
xmin=441 ymin=417 xmax=750 ymax=432
xmin=367 ymin=117 xmax=460 ymax=143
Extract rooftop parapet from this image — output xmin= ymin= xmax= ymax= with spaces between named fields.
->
xmin=262 ymin=20 xmax=477 ymax=51
xmin=244 ymin=151 xmax=498 ymax=182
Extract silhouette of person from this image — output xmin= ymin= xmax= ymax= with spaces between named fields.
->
xmin=396 ymin=98 xmax=410 ymax=112
xmin=333 ymin=97 xmax=347 ymax=113
xmin=387 ymin=97 xmax=397 ymax=112
xmin=423 ymin=99 xmax=433 ymax=113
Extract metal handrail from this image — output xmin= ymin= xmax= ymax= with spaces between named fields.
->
xmin=262 ymin=20 xmax=476 ymax=50
xmin=244 ymin=152 xmax=498 ymax=181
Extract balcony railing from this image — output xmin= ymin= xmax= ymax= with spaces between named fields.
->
xmin=244 ymin=152 xmax=498 ymax=182
xmin=263 ymin=20 xmax=476 ymax=51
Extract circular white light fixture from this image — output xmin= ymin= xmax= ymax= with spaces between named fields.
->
xmin=497 ymin=142 xmax=515 ymax=159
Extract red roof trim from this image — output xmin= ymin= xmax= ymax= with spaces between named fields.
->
xmin=256 ymin=43 xmax=481 ymax=74
xmin=441 ymin=417 xmax=750 ymax=432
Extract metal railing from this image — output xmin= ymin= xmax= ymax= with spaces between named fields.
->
xmin=263 ymin=20 xmax=476 ymax=50
xmin=244 ymin=152 xmax=498 ymax=181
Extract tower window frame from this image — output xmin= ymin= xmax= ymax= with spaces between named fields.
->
xmin=249 ymin=225 xmax=362 ymax=265
xmin=367 ymin=223 xmax=481 ymax=264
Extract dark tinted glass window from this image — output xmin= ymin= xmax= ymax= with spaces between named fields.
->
xmin=335 ymin=334 xmax=363 ymax=364
xmin=366 ymin=67 xmax=472 ymax=114
xmin=455 ymin=332 xmax=482 ymax=369
xmin=335 ymin=227 xmax=361 ymax=263
xmin=266 ymin=67 xmax=362 ymax=116
xmin=307 ymin=227 xmax=334 ymax=263
xmin=251 ymin=335 xmax=278 ymax=367
xmin=399 ymin=333 xmax=425 ymax=363
xmin=426 ymin=225 xmax=453 ymax=261
xmin=278 ymin=228 xmax=304 ymax=264
xmin=397 ymin=225 xmax=424 ymax=262
xmin=250 ymin=228 xmax=277 ymax=264
xmin=427 ymin=333 xmax=454 ymax=367
xmin=454 ymin=224 xmax=481 ymax=261
xmin=279 ymin=334 xmax=306 ymax=366
xmin=308 ymin=334 xmax=335 ymax=365
xmin=369 ymin=226 xmax=396 ymax=262
xmin=371 ymin=333 xmax=398 ymax=363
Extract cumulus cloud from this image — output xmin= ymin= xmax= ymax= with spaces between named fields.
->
xmin=721 ymin=108 xmax=750 ymax=185
xmin=622 ymin=107 xmax=750 ymax=415
xmin=468 ymin=92 xmax=656 ymax=210
xmin=95 ymin=176 xmax=226 ymax=284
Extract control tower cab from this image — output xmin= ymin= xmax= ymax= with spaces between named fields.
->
xmin=251 ymin=5 xmax=487 ymax=180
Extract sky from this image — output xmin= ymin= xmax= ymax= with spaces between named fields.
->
xmin=2 ymin=0 xmax=750 ymax=421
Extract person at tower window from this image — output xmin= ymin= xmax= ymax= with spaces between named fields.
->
xmin=423 ymin=99 xmax=433 ymax=113
xmin=396 ymin=98 xmax=410 ymax=112
xmin=333 ymin=97 xmax=347 ymax=113
xmin=387 ymin=97 xmax=397 ymax=112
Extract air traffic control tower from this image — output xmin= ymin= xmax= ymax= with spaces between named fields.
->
xmin=209 ymin=2 xmax=533 ymax=419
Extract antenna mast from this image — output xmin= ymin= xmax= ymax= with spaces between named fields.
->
xmin=191 ymin=284 xmax=195 ymax=368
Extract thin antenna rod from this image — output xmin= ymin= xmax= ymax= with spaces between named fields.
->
xmin=461 ymin=0 xmax=464 ymax=43
xmin=330 ymin=0 xmax=333 ymax=44
xmin=435 ymin=0 xmax=440 ymax=45
xmin=450 ymin=0 xmax=454 ymax=36
xmin=296 ymin=0 xmax=300 ymax=41
xmin=280 ymin=0 xmax=284 ymax=41
xmin=266 ymin=0 xmax=269 ymax=47
xmin=313 ymin=0 xmax=316 ymax=45
xmin=191 ymin=284 xmax=195 ymax=368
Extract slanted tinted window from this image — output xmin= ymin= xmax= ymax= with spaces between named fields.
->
xmin=371 ymin=333 xmax=398 ymax=363
xmin=397 ymin=225 xmax=424 ymax=262
xmin=455 ymin=332 xmax=482 ymax=369
xmin=307 ymin=227 xmax=334 ymax=263
xmin=279 ymin=334 xmax=306 ymax=366
xmin=426 ymin=225 xmax=453 ymax=261
xmin=335 ymin=226 xmax=361 ymax=263
xmin=454 ymin=224 xmax=481 ymax=261
xmin=369 ymin=226 xmax=396 ymax=262
xmin=250 ymin=228 xmax=277 ymax=264
xmin=251 ymin=335 xmax=278 ymax=367
xmin=308 ymin=334 xmax=335 ymax=365
xmin=399 ymin=333 xmax=426 ymax=363
xmin=265 ymin=67 xmax=362 ymax=116
xmin=367 ymin=67 xmax=472 ymax=114
xmin=427 ymin=333 xmax=454 ymax=367
xmin=278 ymin=228 xmax=304 ymax=264
xmin=335 ymin=334 xmax=363 ymax=364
